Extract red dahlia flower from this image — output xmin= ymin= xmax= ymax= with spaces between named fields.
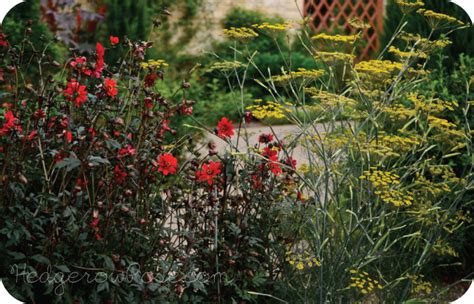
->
xmin=93 ymin=42 xmax=105 ymax=78
xmin=157 ymin=153 xmax=178 ymax=176
xmin=268 ymin=160 xmax=282 ymax=175
xmin=118 ymin=145 xmax=136 ymax=158
xmin=114 ymin=165 xmax=128 ymax=184
xmin=63 ymin=131 xmax=73 ymax=143
xmin=110 ymin=36 xmax=119 ymax=45
xmin=217 ymin=117 xmax=234 ymax=139
xmin=180 ymin=100 xmax=193 ymax=116
xmin=70 ymin=57 xmax=91 ymax=75
xmin=104 ymin=78 xmax=118 ymax=97
xmin=196 ymin=161 xmax=222 ymax=185
xmin=258 ymin=133 xmax=274 ymax=144
xmin=285 ymin=157 xmax=297 ymax=169
xmin=144 ymin=73 xmax=159 ymax=87
xmin=64 ymin=79 xmax=88 ymax=107
xmin=0 ymin=110 xmax=22 ymax=136
xmin=261 ymin=147 xmax=278 ymax=159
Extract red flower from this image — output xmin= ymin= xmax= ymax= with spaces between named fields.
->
xmin=28 ymin=130 xmax=38 ymax=141
xmin=88 ymin=127 xmax=97 ymax=138
xmin=144 ymin=97 xmax=153 ymax=109
xmin=217 ymin=117 xmax=234 ymax=139
xmin=180 ymin=101 xmax=193 ymax=116
xmin=64 ymin=79 xmax=88 ymax=107
xmin=0 ymin=33 xmax=9 ymax=47
xmin=104 ymin=78 xmax=118 ymax=97
xmin=34 ymin=109 xmax=46 ymax=119
xmin=90 ymin=217 xmax=99 ymax=228
xmin=285 ymin=157 xmax=297 ymax=169
xmin=118 ymin=145 xmax=136 ymax=158
xmin=0 ymin=110 xmax=22 ymax=136
xmin=196 ymin=161 xmax=222 ymax=185
xmin=297 ymin=191 xmax=306 ymax=202
xmin=268 ymin=160 xmax=282 ymax=175
xmin=261 ymin=147 xmax=282 ymax=175
xmin=157 ymin=153 xmax=178 ymax=176
xmin=114 ymin=165 xmax=128 ymax=184
xmin=64 ymin=130 xmax=73 ymax=143
xmin=144 ymin=73 xmax=159 ymax=87
xmin=251 ymin=174 xmax=263 ymax=189
xmin=258 ymin=133 xmax=274 ymax=144
xmin=262 ymin=147 xmax=278 ymax=159
xmin=110 ymin=36 xmax=119 ymax=45
xmin=159 ymin=120 xmax=172 ymax=137
xmin=244 ymin=111 xmax=253 ymax=123
xmin=70 ymin=57 xmax=91 ymax=76
xmin=93 ymin=42 xmax=105 ymax=78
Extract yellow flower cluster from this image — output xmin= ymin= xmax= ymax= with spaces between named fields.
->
xmin=383 ymin=104 xmax=417 ymax=120
xmin=306 ymin=88 xmax=357 ymax=116
xmin=409 ymin=93 xmax=458 ymax=113
xmin=427 ymin=116 xmax=456 ymax=129
xmin=408 ymin=274 xmax=432 ymax=296
xmin=140 ymin=59 xmax=168 ymax=70
xmin=388 ymin=46 xmax=428 ymax=59
xmin=417 ymin=9 xmax=465 ymax=28
xmin=306 ymin=88 xmax=356 ymax=106
xmin=223 ymin=27 xmax=259 ymax=40
xmin=246 ymin=100 xmax=291 ymax=120
xmin=312 ymin=33 xmax=359 ymax=44
xmin=363 ymin=134 xmax=421 ymax=157
xmin=314 ymin=51 xmax=355 ymax=65
xmin=306 ymin=131 xmax=353 ymax=151
xmin=355 ymin=60 xmax=403 ymax=77
xmin=349 ymin=269 xmax=383 ymax=294
xmin=252 ymin=22 xmax=292 ymax=32
xmin=286 ymin=250 xmax=321 ymax=270
xmin=396 ymin=0 xmax=424 ymax=13
xmin=348 ymin=17 xmax=371 ymax=30
xmin=271 ymin=68 xmax=325 ymax=83
xmin=399 ymin=32 xmax=452 ymax=51
xmin=432 ymin=239 xmax=459 ymax=257
xmin=206 ymin=61 xmax=244 ymax=72
xmin=360 ymin=170 xmax=413 ymax=207
xmin=413 ymin=172 xmax=452 ymax=197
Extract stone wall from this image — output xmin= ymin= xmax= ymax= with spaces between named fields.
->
xmin=205 ymin=0 xmax=303 ymax=21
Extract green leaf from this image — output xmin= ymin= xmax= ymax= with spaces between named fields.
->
xmin=88 ymin=156 xmax=111 ymax=166
xmin=105 ymin=139 xmax=121 ymax=149
xmin=8 ymin=251 xmax=26 ymax=260
xmin=30 ymin=254 xmax=50 ymax=265
xmin=55 ymin=265 xmax=71 ymax=273
xmin=54 ymin=157 xmax=81 ymax=172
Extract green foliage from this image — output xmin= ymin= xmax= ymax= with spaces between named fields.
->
xmin=382 ymin=0 xmax=474 ymax=67
xmin=1 ymin=0 xmax=65 ymax=73
xmin=106 ymin=0 xmax=152 ymax=41
xmin=209 ymin=8 xmax=317 ymax=98
xmin=189 ymin=77 xmax=253 ymax=125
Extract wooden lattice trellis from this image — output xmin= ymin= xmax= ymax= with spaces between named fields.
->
xmin=304 ymin=0 xmax=384 ymax=58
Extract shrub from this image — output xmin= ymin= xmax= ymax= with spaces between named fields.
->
xmin=0 ymin=17 xmax=291 ymax=304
